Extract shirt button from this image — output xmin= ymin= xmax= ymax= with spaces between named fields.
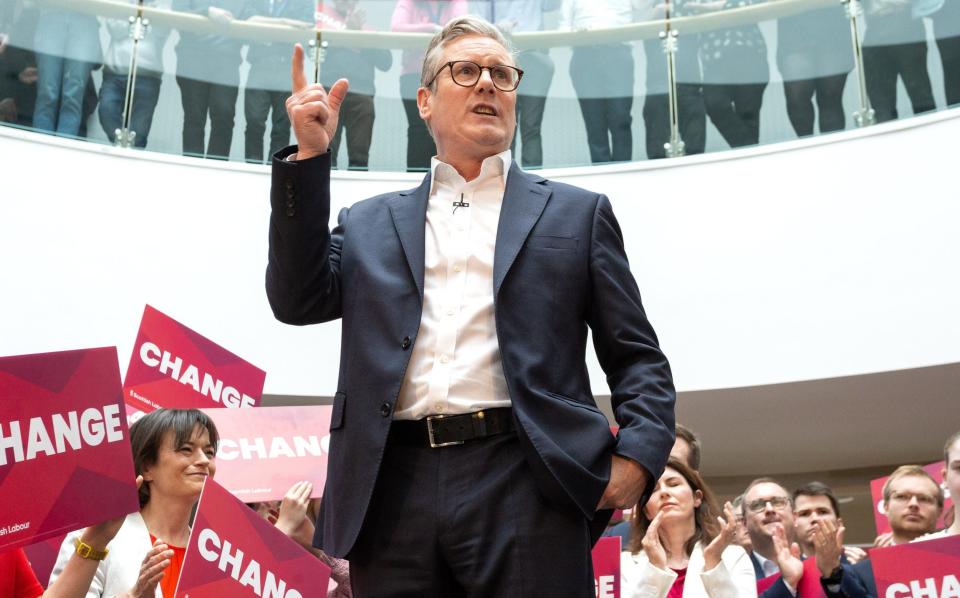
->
xmin=401 ymin=336 xmax=411 ymax=350
xmin=380 ymin=402 xmax=392 ymax=417
xmin=434 ymin=402 xmax=445 ymax=413
xmin=440 ymin=355 xmax=449 ymax=364
xmin=453 ymin=265 xmax=462 ymax=273
xmin=446 ymin=309 xmax=454 ymax=316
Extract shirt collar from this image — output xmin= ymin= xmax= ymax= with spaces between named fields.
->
xmin=754 ymin=552 xmax=780 ymax=576
xmin=429 ymin=149 xmax=512 ymax=196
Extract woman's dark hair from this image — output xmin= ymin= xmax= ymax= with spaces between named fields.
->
xmin=629 ymin=457 xmax=721 ymax=557
xmin=129 ymin=408 xmax=219 ymax=508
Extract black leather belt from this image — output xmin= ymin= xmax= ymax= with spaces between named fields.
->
xmin=389 ymin=408 xmax=514 ymax=448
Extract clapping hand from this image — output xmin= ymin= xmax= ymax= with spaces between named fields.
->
xmin=286 ymin=44 xmax=349 ymax=160
xmin=702 ymin=501 xmax=738 ymax=571
xmin=813 ymin=519 xmax=845 ymax=578
xmin=641 ymin=511 xmax=669 ymax=569
xmin=771 ymin=523 xmax=804 ymax=588
xmin=127 ymin=538 xmax=173 ymax=598
xmin=275 ymin=480 xmax=315 ymax=546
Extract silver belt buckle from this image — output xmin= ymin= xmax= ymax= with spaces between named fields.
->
xmin=426 ymin=414 xmax=464 ymax=448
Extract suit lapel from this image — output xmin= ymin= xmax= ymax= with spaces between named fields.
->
xmin=494 ymin=163 xmax=551 ymax=296
xmin=388 ymin=174 xmax=431 ymax=301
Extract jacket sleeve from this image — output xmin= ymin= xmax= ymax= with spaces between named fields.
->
xmin=821 ymin=564 xmax=874 ymax=598
xmin=701 ymin=547 xmax=758 ymax=598
xmin=265 ymin=148 xmax=347 ymax=326
xmin=621 ymin=552 xmax=677 ymax=598
xmin=587 ymin=194 xmax=676 ymax=495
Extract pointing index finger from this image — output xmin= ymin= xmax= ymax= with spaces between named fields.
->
xmin=291 ymin=43 xmax=307 ymax=94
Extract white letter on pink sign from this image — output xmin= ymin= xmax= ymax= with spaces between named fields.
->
xmin=140 ymin=342 xmax=161 ymax=367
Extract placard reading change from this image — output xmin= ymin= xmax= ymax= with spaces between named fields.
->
xmin=0 ymin=347 xmax=139 ymax=551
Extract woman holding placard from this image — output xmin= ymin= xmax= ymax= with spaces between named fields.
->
xmin=47 ymin=408 xmax=219 ymax=598
xmin=621 ymin=458 xmax=756 ymax=598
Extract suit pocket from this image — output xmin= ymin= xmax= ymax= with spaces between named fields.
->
xmin=526 ymin=235 xmax=578 ymax=251
xmin=544 ymin=390 xmax=603 ymax=415
xmin=330 ymin=392 xmax=346 ymax=430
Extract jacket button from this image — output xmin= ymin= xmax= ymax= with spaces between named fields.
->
xmin=401 ymin=336 xmax=411 ymax=350
xmin=380 ymin=402 xmax=392 ymax=417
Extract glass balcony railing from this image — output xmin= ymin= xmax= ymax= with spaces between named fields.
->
xmin=0 ymin=0 xmax=956 ymax=170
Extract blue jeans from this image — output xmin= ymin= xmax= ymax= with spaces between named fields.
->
xmin=98 ymin=72 xmax=161 ymax=148
xmin=33 ymin=10 xmax=100 ymax=136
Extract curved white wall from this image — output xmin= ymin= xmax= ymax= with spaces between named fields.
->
xmin=2 ymin=111 xmax=959 ymax=397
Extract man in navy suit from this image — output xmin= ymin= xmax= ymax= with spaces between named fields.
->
xmin=266 ymin=15 xmax=675 ymax=597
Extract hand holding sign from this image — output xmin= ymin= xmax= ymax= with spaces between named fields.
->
xmin=286 ymin=44 xmax=349 ymax=161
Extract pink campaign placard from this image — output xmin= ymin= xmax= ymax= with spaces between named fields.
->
xmin=592 ymin=536 xmax=621 ymax=598
xmin=0 ymin=348 xmax=139 ymax=551
xmin=201 ymin=406 xmax=332 ymax=503
xmin=871 ymin=534 xmax=960 ymax=598
xmin=175 ymin=478 xmax=330 ymax=598
xmin=870 ymin=461 xmax=951 ymax=535
xmin=124 ymin=305 xmax=266 ymax=419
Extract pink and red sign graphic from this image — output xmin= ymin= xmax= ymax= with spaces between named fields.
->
xmin=592 ymin=536 xmax=621 ymax=598
xmin=201 ymin=406 xmax=332 ymax=503
xmin=175 ymin=478 xmax=330 ymax=598
xmin=756 ymin=558 xmax=826 ymax=598
xmin=124 ymin=305 xmax=266 ymax=418
xmin=0 ymin=347 xmax=139 ymax=551
xmin=871 ymin=534 xmax=960 ymax=598
xmin=870 ymin=461 xmax=951 ymax=535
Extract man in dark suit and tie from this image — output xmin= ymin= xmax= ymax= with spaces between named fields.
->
xmin=266 ymin=15 xmax=676 ymax=597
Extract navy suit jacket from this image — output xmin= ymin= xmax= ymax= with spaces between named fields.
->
xmin=266 ymin=148 xmax=676 ymax=557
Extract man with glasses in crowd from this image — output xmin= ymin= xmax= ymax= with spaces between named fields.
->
xmin=267 ymin=14 xmax=676 ymax=597
xmin=822 ymin=466 xmax=944 ymax=598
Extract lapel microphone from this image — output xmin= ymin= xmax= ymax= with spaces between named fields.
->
xmin=453 ymin=193 xmax=470 ymax=214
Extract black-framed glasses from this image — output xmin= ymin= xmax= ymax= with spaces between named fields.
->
xmin=746 ymin=496 xmax=792 ymax=513
xmin=426 ymin=61 xmax=524 ymax=92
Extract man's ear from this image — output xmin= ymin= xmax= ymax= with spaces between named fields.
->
xmin=417 ymin=85 xmax=432 ymax=122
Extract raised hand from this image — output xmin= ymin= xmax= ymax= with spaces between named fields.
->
xmin=771 ymin=523 xmax=804 ymax=588
xmin=128 ymin=538 xmax=173 ymax=598
xmin=813 ymin=519 xmax=845 ymax=578
xmin=641 ymin=511 xmax=668 ymax=569
xmin=285 ymin=44 xmax=349 ymax=161
xmin=276 ymin=480 xmax=314 ymax=542
xmin=703 ymin=501 xmax=738 ymax=571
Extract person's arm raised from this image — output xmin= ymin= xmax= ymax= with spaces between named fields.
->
xmin=285 ymin=43 xmax=349 ymax=161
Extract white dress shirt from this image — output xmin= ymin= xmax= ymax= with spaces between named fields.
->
xmin=394 ymin=150 xmax=514 ymax=420
xmin=559 ymin=0 xmax=645 ymax=30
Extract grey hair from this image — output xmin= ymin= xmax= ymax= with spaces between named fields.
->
xmin=420 ymin=15 xmax=514 ymax=89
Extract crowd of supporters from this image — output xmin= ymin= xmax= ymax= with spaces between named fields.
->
xmin=1 ymin=408 xmax=957 ymax=597
xmin=1 ymin=0 xmax=958 ymax=167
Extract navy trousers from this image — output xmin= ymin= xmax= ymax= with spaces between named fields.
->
xmin=347 ymin=430 xmax=595 ymax=598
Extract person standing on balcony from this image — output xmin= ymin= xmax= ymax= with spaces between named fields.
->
xmin=32 ymin=7 xmax=101 ymax=138
xmin=99 ymin=0 xmax=173 ymax=149
xmin=641 ymin=0 xmax=707 ymax=160
xmin=861 ymin=0 xmax=935 ymax=122
xmin=173 ymin=0 xmax=250 ymax=160
xmin=776 ymin=4 xmax=853 ymax=137
xmin=317 ymin=0 xmax=393 ymax=171
xmin=484 ymin=0 xmax=561 ymax=169
xmin=244 ymin=0 xmax=314 ymax=164
xmin=268 ymin=14 xmax=676 ymax=596
xmin=694 ymin=0 xmax=769 ymax=149
xmin=560 ymin=0 xmax=641 ymax=164
xmin=391 ymin=0 xmax=468 ymax=172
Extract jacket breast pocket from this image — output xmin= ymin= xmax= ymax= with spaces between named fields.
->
xmin=330 ymin=392 xmax=346 ymax=430
xmin=526 ymin=235 xmax=579 ymax=251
